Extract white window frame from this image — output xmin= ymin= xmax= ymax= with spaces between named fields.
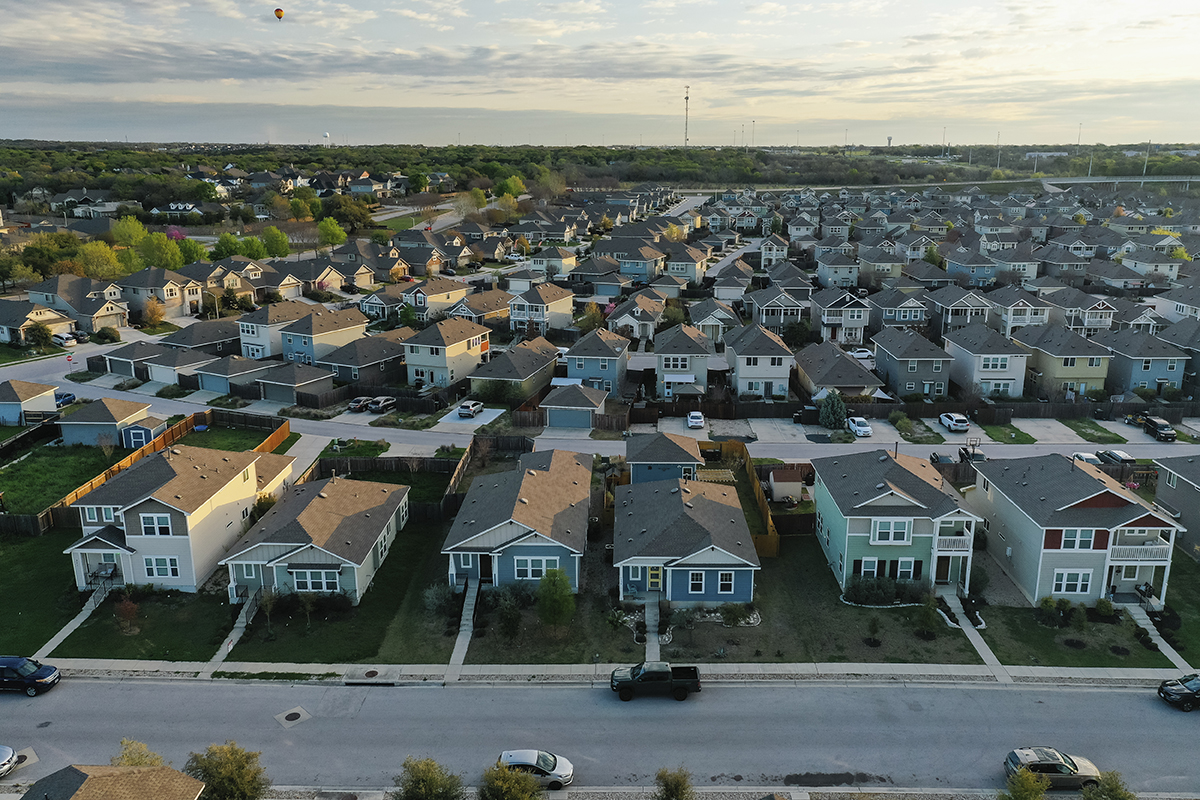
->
xmin=457 ymin=553 xmax=475 ymax=569
xmin=140 ymin=514 xmax=171 ymax=536
xmin=293 ymin=569 xmax=340 ymax=592
xmin=144 ymin=556 xmax=179 ymax=578
xmin=1121 ymin=565 xmax=1139 ymax=581
xmin=872 ymin=519 xmax=910 ymax=544
xmin=1052 ymin=569 xmax=1091 ymax=594
xmin=102 ymin=507 xmax=114 ymax=522
xmin=84 ymin=506 xmax=98 ymax=523
xmin=689 ymin=571 xmax=705 ymax=593
xmin=238 ymin=563 xmax=257 ymax=581
xmin=897 ymin=558 xmax=915 ymax=581
xmin=629 ymin=565 xmax=642 ymax=581
xmin=514 ymin=556 xmax=559 ymax=580
xmin=860 ymin=557 xmax=879 ymax=578
xmin=1167 ymin=471 xmax=1178 ymax=488
xmin=718 ymin=571 xmax=734 ymax=594
xmin=1062 ymin=528 xmax=1094 ymax=550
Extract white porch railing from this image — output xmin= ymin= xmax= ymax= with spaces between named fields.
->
xmin=1110 ymin=545 xmax=1171 ymax=561
xmin=936 ymin=536 xmax=972 ymax=551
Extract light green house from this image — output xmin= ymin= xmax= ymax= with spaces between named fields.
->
xmin=811 ymin=450 xmax=981 ymax=593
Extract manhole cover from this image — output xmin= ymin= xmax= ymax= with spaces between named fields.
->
xmin=285 ymin=712 xmax=301 ymax=722
xmin=16 ymin=755 xmax=27 ymax=765
xmin=364 ymin=670 xmax=379 ymax=678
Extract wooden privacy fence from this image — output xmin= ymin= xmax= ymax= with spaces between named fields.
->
xmin=0 ymin=420 xmax=60 ymax=463
xmin=697 ymin=440 xmax=779 ymax=558
xmin=0 ymin=409 xmax=289 ymax=536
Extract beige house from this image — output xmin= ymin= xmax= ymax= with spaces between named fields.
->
xmin=117 ymin=267 xmax=203 ymax=320
xmin=405 ymin=318 xmax=490 ymax=386
xmin=1012 ymin=325 xmax=1111 ymax=398
xmin=509 ymin=283 xmax=575 ymax=335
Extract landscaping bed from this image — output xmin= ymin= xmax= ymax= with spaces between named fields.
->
xmin=0 ymin=443 xmax=133 ymax=514
xmin=228 ymin=520 xmax=455 ymax=664
xmin=1060 ymin=418 xmax=1127 ymax=444
xmin=660 ymin=537 xmax=981 ymax=665
xmin=889 ymin=413 xmax=946 ymax=445
xmin=52 ymin=588 xmax=232 ymax=662
xmin=0 ymin=529 xmax=86 ymax=654
xmin=976 ymin=605 xmax=1172 ymax=668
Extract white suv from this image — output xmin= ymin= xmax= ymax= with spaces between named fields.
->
xmin=51 ymin=333 xmax=76 ymax=347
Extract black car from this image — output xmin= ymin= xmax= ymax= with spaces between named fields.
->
xmin=347 ymin=396 xmax=373 ymax=412
xmin=71 ymin=330 xmax=90 ymax=343
xmin=1159 ymin=674 xmax=1200 ymax=711
xmin=0 ymin=656 xmax=60 ymax=697
xmin=1143 ymin=416 xmax=1177 ymax=442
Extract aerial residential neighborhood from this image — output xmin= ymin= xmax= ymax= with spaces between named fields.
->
xmin=9 ymin=152 xmax=1200 ymax=798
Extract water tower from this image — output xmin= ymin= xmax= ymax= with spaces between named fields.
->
xmin=323 ymin=132 xmax=330 ymax=148
xmin=887 ymin=136 xmax=892 ymax=147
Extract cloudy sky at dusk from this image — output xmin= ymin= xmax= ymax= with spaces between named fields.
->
xmin=1 ymin=0 xmax=1192 ymax=147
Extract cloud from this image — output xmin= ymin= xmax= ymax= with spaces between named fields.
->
xmin=394 ymin=8 xmax=455 ymax=31
xmin=545 ymin=0 xmax=608 ymax=13
xmin=745 ymin=2 xmax=788 ymax=15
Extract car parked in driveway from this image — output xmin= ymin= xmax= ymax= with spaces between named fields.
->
xmin=71 ymin=330 xmax=90 ymax=343
xmin=1072 ymin=452 xmax=1102 ymax=465
xmin=348 ymin=396 xmax=373 ymax=412
xmin=1143 ymin=416 xmax=1177 ymax=442
xmin=50 ymin=333 xmax=76 ymax=347
xmin=54 ymin=391 xmax=76 ymax=408
xmin=498 ymin=750 xmax=574 ymax=789
xmin=0 ymin=745 xmax=16 ymax=778
xmin=687 ymin=411 xmax=705 ymax=429
xmin=458 ymin=401 xmax=484 ymax=418
xmin=1003 ymin=746 xmax=1100 ymax=790
xmin=846 ymin=416 xmax=872 ymax=437
xmin=367 ymin=396 xmax=396 ymax=413
xmin=939 ymin=412 xmax=969 ymax=432
xmin=0 ymin=656 xmax=60 ymax=696
xmin=1158 ymin=673 xmax=1200 ymax=711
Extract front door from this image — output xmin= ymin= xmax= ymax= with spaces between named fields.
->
xmin=935 ymin=556 xmax=951 ymax=584
xmin=764 ymin=381 xmax=773 ymax=397
xmin=647 ymin=567 xmax=662 ymax=591
xmin=480 ymin=555 xmax=493 ymax=584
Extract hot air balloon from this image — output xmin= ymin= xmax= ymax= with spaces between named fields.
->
xmin=274 ymin=8 xmax=284 ymax=20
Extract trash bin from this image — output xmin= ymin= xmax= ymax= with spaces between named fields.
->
xmin=793 ymin=411 xmax=803 ymax=425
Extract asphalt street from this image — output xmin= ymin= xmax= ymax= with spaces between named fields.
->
xmin=2 ymin=680 xmax=1196 ymax=792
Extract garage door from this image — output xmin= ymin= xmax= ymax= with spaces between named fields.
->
xmin=281 ymin=284 xmax=302 ymax=298
xmin=261 ymin=383 xmax=295 ymax=404
xmin=108 ymin=359 xmax=134 ymax=376
xmin=546 ymin=408 xmax=592 ymax=428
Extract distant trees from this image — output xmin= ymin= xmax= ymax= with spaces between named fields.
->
xmin=77 ymin=241 xmax=120 ymax=280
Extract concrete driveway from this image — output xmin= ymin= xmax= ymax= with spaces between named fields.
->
xmin=428 ymin=406 xmax=505 ymax=434
xmin=747 ymin=417 xmax=808 ymax=443
xmin=1007 ymin=418 xmax=1089 ymax=445
xmin=656 ymin=415 xmax=709 ymax=441
xmin=128 ymin=381 xmax=167 ymax=396
xmin=1095 ymin=419 xmax=1159 ymax=443
xmin=242 ymin=399 xmax=287 ymax=415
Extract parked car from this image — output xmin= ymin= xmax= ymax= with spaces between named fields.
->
xmin=71 ymin=330 xmax=90 ymax=343
xmin=611 ymin=661 xmax=701 ymax=701
xmin=497 ymin=750 xmax=574 ymax=790
xmin=340 ymin=284 xmax=360 ymax=295
xmin=53 ymin=391 xmax=76 ymax=408
xmin=1158 ymin=673 xmax=1200 ymax=711
xmin=939 ymin=412 xmax=970 ymax=432
xmin=399 ymin=275 xmax=415 ymax=282
xmin=1124 ymin=412 xmax=1149 ymax=426
xmin=366 ymin=396 xmax=396 ymax=414
xmin=848 ymin=348 xmax=874 ymax=361
xmin=441 ymin=267 xmax=457 ymax=276
xmin=1096 ymin=449 xmax=1136 ymax=465
xmin=50 ymin=333 xmax=76 ymax=347
xmin=846 ymin=416 xmax=873 ymax=437
xmin=0 ymin=745 xmax=16 ymax=778
xmin=1003 ymin=746 xmax=1100 ymax=790
xmin=458 ymin=401 xmax=484 ymax=418
xmin=687 ymin=411 xmax=705 ymax=429
xmin=0 ymin=656 xmax=60 ymax=697
xmin=1143 ymin=416 xmax=1177 ymax=442
xmin=348 ymin=396 xmax=374 ymax=412
xmin=1072 ymin=452 xmax=1102 ymax=465
xmin=929 ymin=452 xmax=955 ymax=465
xmin=959 ymin=446 xmax=988 ymax=463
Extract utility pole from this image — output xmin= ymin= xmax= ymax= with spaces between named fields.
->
xmin=751 ymin=119 xmax=755 ymax=148
xmin=684 ymin=85 xmax=690 ymax=148
xmin=1142 ymin=141 xmax=1151 ymax=187
xmin=996 ymin=132 xmax=1001 ymax=171
xmin=942 ymin=127 xmax=946 ymax=158
xmin=742 ymin=123 xmax=745 ymax=151
xmin=1077 ymin=122 xmax=1082 ymax=155
xmin=1088 ymin=151 xmax=1093 ymax=177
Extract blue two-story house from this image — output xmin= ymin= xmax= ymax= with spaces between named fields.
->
xmin=441 ymin=450 xmax=591 ymax=592
xmin=613 ymin=478 xmax=760 ymax=605
xmin=1092 ymin=328 xmax=1187 ymax=396
xmin=626 ymin=432 xmax=704 ymax=484
xmin=565 ymin=328 xmax=631 ymax=393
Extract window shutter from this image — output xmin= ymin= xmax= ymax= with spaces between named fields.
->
xmin=1044 ymin=530 xmax=1063 ymax=549
xmin=913 ymin=560 xmax=923 ymax=581
xmin=852 ymin=559 xmax=862 ymax=577
xmin=1093 ymin=530 xmax=1109 ymax=550
xmin=889 ymin=560 xmax=899 ymax=579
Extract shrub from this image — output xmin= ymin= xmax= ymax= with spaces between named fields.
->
xmin=844 ymin=576 xmax=897 ymax=605
xmin=497 ymin=597 xmax=522 ymax=641
xmin=915 ymin=596 xmax=940 ymax=635
xmin=479 ymin=762 xmax=543 ymax=800
xmin=391 ymin=756 xmax=465 ymax=800
xmin=998 ymin=767 xmax=1050 ymax=800
xmin=1072 ymin=602 xmax=1089 ymax=633
xmin=184 ymin=741 xmax=270 ymax=800
xmin=654 ymin=767 xmax=695 ymax=800
xmin=1036 ymin=596 xmax=1059 ymax=626
xmin=819 ymin=392 xmax=847 ymax=430
xmin=1081 ymin=771 xmax=1137 ymax=800
xmin=314 ymin=592 xmax=353 ymax=616
xmin=887 ymin=410 xmax=907 ymax=426
xmin=718 ymin=603 xmax=752 ymax=627
xmin=970 ymin=565 xmax=990 ymax=596
xmin=1055 ymin=597 xmax=1074 ymax=623
xmin=896 ymin=580 xmax=931 ymax=605
xmin=901 ymin=392 xmax=926 ymax=403
xmin=93 ymin=326 xmax=121 ymax=343
xmin=423 ymin=583 xmax=456 ymax=617
xmin=1094 ymin=597 xmax=1115 ymax=619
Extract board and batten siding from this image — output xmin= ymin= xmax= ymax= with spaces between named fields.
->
xmin=666 ymin=567 xmax=753 ymax=603
xmin=494 ymin=542 xmax=581 ymax=591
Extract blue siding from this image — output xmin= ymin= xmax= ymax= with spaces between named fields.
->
xmin=631 ymin=463 xmax=696 ymax=484
xmin=667 ymin=567 xmax=754 ymax=603
xmin=546 ymin=408 xmax=593 ymax=428
xmin=495 ymin=543 xmax=579 ymax=591
xmin=622 ymin=566 xmax=647 ymax=593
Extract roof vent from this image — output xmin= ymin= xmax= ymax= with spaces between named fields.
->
xmin=628 ymin=538 xmax=633 ymax=542
xmin=527 ymin=469 xmax=536 ymax=476
xmin=171 ymin=448 xmax=181 ymax=454
xmin=174 ymin=494 xmax=182 ymax=499
xmin=345 ymin=540 xmax=351 ymax=545
xmin=519 ymin=498 xmax=528 ymax=504
xmin=222 ymin=457 xmax=230 ymax=462
xmin=876 ymin=483 xmax=885 ymax=490
xmin=842 ymin=474 xmax=848 ymax=479
xmin=684 ymin=502 xmax=693 ymax=508
xmin=318 ymin=492 xmax=328 ymax=498
xmin=878 ymin=455 xmax=887 ymax=462
xmin=200 ymin=475 xmax=207 ymax=479
xmin=736 ymin=541 xmax=742 ymax=546
xmin=671 ymin=488 xmax=679 ymax=494
xmin=1040 ymin=496 xmax=1046 ymax=501
xmin=640 ymin=528 xmax=647 ymax=534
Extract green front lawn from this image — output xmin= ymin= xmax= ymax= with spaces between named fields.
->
xmin=1060 ymin=418 xmax=1127 ymax=444
xmin=52 ymin=590 xmax=232 ymax=661
xmin=64 ymin=371 xmax=103 ymax=383
xmin=662 ymin=537 xmax=982 ymax=665
xmin=0 ymin=444 xmax=133 ymax=514
xmin=0 ymin=529 xmax=87 ymax=654
xmin=981 ymin=423 xmax=1037 ymax=444
xmin=228 ymin=520 xmax=454 ymax=664
xmin=273 ymin=432 xmax=302 ymax=454
xmin=178 ymin=426 xmax=270 ymax=452
xmin=382 ymin=215 xmax=420 ymax=232
xmin=320 ymin=438 xmax=390 ymax=458
xmin=348 ymin=469 xmax=450 ymax=503
xmin=0 ymin=344 xmax=64 ymax=365
xmin=156 ymin=385 xmax=195 ymax=399
xmin=138 ymin=322 xmax=182 ymax=336
xmin=976 ymin=606 xmax=1172 ymax=668
xmin=1162 ymin=550 xmax=1200 ymax=655
xmin=0 ymin=426 xmax=27 ymax=443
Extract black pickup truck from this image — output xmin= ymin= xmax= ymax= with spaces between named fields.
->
xmin=610 ymin=661 xmax=701 ymax=701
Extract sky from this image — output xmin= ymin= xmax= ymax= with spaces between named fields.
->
xmin=1 ymin=0 xmax=1195 ymax=148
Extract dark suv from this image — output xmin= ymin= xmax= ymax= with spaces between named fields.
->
xmin=1143 ymin=416 xmax=1177 ymax=442
xmin=0 ymin=656 xmax=60 ymax=696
